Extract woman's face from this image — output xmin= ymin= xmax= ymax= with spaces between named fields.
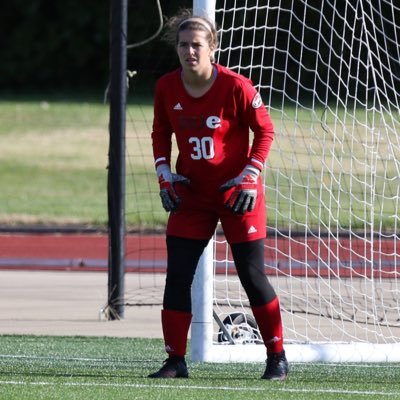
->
xmin=176 ymin=29 xmax=214 ymax=74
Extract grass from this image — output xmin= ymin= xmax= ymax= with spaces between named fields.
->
xmin=1 ymin=98 xmax=399 ymax=399
xmin=0 ymin=97 xmax=398 ymax=230
xmin=0 ymin=99 xmax=110 ymax=227
xmin=1 ymin=335 xmax=399 ymax=400
xmin=0 ymin=97 xmax=166 ymax=229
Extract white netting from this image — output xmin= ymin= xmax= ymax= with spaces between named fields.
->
xmin=123 ymin=0 xmax=400 ymax=360
xmin=211 ymin=0 xmax=400 ymax=348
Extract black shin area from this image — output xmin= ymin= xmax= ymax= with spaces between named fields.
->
xmin=230 ymin=239 xmax=276 ymax=306
xmin=163 ymin=236 xmax=209 ymax=313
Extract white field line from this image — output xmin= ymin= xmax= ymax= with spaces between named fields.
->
xmin=0 ymin=354 xmax=130 ymax=363
xmin=1 ymin=355 xmax=399 ymax=396
xmin=0 ymin=380 xmax=399 ymax=397
xmin=2 ymin=355 xmax=400 ymax=369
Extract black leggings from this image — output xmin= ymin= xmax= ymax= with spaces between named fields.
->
xmin=163 ymin=236 xmax=276 ymax=312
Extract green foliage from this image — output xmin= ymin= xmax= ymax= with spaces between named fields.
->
xmin=1 ymin=1 xmax=109 ymax=90
xmin=0 ymin=0 xmax=190 ymax=92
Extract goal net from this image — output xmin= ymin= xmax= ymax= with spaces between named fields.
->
xmin=123 ymin=0 xmax=400 ymax=363
xmin=191 ymin=0 xmax=400 ymax=363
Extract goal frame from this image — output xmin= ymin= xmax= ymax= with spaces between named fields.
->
xmin=190 ymin=0 xmax=400 ymax=363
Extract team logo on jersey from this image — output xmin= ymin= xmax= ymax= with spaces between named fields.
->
xmin=252 ymin=92 xmax=263 ymax=109
xmin=173 ymin=103 xmax=183 ymax=110
xmin=179 ymin=115 xmax=221 ymax=130
xmin=206 ymin=116 xmax=221 ymax=129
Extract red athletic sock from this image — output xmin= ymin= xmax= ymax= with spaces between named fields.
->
xmin=252 ymin=297 xmax=284 ymax=354
xmin=161 ymin=309 xmax=192 ymax=358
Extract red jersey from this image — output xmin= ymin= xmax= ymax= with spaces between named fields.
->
xmin=152 ymin=63 xmax=274 ymax=194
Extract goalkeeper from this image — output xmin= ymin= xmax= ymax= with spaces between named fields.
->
xmin=148 ymin=10 xmax=288 ymax=381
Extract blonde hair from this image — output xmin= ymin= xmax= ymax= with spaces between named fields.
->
xmin=163 ymin=9 xmax=219 ymax=61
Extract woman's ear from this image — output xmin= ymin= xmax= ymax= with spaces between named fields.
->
xmin=209 ymin=46 xmax=216 ymax=62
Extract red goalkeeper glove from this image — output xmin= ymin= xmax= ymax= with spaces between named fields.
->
xmin=157 ymin=164 xmax=190 ymax=212
xmin=219 ymin=165 xmax=260 ymax=214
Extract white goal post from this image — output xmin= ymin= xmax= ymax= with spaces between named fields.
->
xmin=191 ymin=0 xmax=400 ymax=363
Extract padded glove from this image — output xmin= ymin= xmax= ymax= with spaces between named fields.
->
xmin=219 ymin=165 xmax=260 ymax=214
xmin=157 ymin=164 xmax=190 ymax=212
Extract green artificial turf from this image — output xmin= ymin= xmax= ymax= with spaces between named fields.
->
xmin=0 ymin=335 xmax=399 ymax=400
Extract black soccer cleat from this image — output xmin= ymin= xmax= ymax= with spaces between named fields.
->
xmin=261 ymin=350 xmax=289 ymax=380
xmin=148 ymin=357 xmax=189 ymax=378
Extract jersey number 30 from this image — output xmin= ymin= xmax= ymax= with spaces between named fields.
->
xmin=189 ymin=136 xmax=215 ymax=160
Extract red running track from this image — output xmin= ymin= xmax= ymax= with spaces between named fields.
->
xmin=0 ymin=233 xmax=167 ymax=272
xmin=0 ymin=232 xmax=398 ymax=277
